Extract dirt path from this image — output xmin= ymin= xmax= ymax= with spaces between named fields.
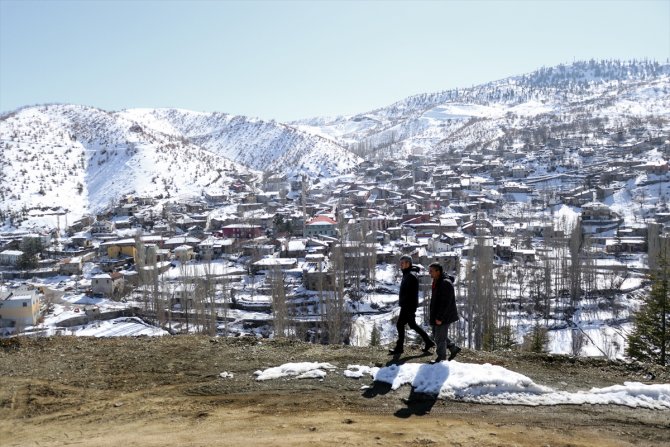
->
xmin=1 ymin=336 xmax=668 ymax=447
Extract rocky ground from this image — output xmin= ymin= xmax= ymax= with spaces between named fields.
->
xmin=1 ymin=336 xmax=669 ymax=447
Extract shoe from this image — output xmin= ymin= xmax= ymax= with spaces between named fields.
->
xmin=448 ymin=346 xmax=461 ymax=361
xmin=430 ymin=357 xmax=445 ymax=364
xmin=422 ymin=341 xmax=435 ymax=353
xmin=388 ymin=348 xmax=403 ymax=356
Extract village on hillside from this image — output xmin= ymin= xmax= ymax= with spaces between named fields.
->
xmin=1 ymin=127 xmax=669 ymax=357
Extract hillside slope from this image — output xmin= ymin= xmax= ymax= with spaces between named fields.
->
xmin=0 ymin=105 xmax=251 ymax=225
xmin=297 ymin=60 xmax=670 ymax=157
xmin=1 ymin=60 xmax=668 ymax=226
xmin=0 ymin=105 xmax=361 ymax=226
xmin=117 ymin=108 xmax=361 ymax=177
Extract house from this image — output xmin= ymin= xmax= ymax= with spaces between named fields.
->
xmin=494 ymin=238 xmax=514 ymax=260
xmin=284 ymin=239 xmax=307 ymax=258
xmin=303 ymin=265 xmax=336 ymax=291
xmin=250 ymin=257 xmax=298 ymax=274
xmin=581 ymin=201 xmax=621 ymax=223
xmin=204 ymin=190 xmax=229 ymax=204
xmin=0 ymin=250 xmax=22 ymax=266
xmin=58 ymin=256 xmax=84 ymax=275
xmin=368 ymin=230 xmax=390 ymax=245
xmin=634 ymin=160 xmax=669 ymax=175
xmin=511 ymin=165 xmax=528 ymax=178
xmin=501 ymin=182 xmax=532 ymax=193
xmin=67 ymin=215 xmax=94 ymax=233
xmin=100 ymin=238 xmax=137 ymax=260
xmin=174 ymin=245 xmax=195 ymax=262
xmin=173 ymin=284 xmax=196 ymax=310
xmin=0 ymin=288 xmax=41 ymax=328
xmin=70 ymin=234 xmax=92 ymax=248
xmin=184 ymin=201 xmax=208 ymax=213
xmin=441 ymin=232 xmax=466 ymax=246
xmin=197 ymin=238 xmax=227 ymax=260
xmin=220 ymin=224 xmax=264 ymax=239
xmin=427 ymin=235 xmax=451 ymax=253
xmin=91 ymin=272 xmax=124 ymax=297
xmin=303 ymin=216 xmax=338 ymax=238
xmin=437 ymin=251 xmax=461 ymax=272
xmin=305 ymin=238 xmax=331 ymax=255
xmin=605 ymin=237 xmax=647 ymax=254
xmin=264 ymin=174 xmax=290 ymax=192
xmin=163 ymin=236 xmax=202 ymax=251
xmin=513 ymin=249 xmax=536 ymax=263
xmin=564 ymin=189 xmax=597 ymax=207
xmin=350 ymin=190 xmax=370 ymax=206
xmin=241 ymin=241 xmax=276 ymax=258
xmin=114 ymin=203 xmax=137 ymax=217
xmin=91 ymin=220 xmax=116 ymax=235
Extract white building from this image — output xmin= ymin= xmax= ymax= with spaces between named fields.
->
xmin=304 ymin=216 xmax=337 ymax=238
xmin=0 ymin=289 xmax=41 ymax=328
xmin=0 ymin=250 xmax=23 ymax=266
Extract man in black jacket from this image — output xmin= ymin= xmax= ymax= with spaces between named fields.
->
xmin=389 ymin=255 xmax=435 ymax=356
xmin=428 ymin=262 xmax=461 ymax=363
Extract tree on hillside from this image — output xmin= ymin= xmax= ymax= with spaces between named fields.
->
xmin=568 ymin=218 xmax=584 ymax=310
xmin=524 ymin=320 xmax=549 ymax=354
xmin=17 ymin=237 xmax=43 ymax=269
xmin=627 ymin=246 xmax=669 ymax=366
xmin=270 ymin=266 xmax=289 ymax=338
xmin=324 ymin=219 xmax=352 ymax=345
xmin=370 ymin=323 xmax=381 ymax=347
xmin=472 ymin=235 xmax=495 ymax=350
xmin=328 ymin=244 xmax=351 ymax=344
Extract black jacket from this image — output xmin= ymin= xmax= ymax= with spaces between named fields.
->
xmin=429 ymin=275 xmax=459 ymax=325
xmin=398 ymin=266 xmax=420 ymax=313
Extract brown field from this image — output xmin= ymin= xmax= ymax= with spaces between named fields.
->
xmin=1 ymin=336 xmax=668 ymax=447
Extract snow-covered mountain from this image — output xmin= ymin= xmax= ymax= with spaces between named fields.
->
xmin=295 ymin=60 xmax=670 ymax=158
xmin=115 ymin=108 xmax=360 ymax=176
xmin=1 ymin=60 xmax=668 ymax=227
xmin=0 ymin=105 xmax=361 ymax=227
xmin=0 ymin=105 xmax=251 ymax=225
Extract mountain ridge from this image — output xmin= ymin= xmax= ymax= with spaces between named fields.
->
xmin=1 ymin=59 xmax=668 ymax=227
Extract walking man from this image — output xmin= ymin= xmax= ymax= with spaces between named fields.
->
xmin=428 ymin=262 xmax=461 ymax=363
xmin=389 ymin=255 xmax=435 ymax=356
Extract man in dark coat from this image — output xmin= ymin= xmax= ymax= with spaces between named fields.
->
xmin=428 ymin=262 xmax=461 ymax=362
xmin=389 ymin=255 xmax=435 ymax=356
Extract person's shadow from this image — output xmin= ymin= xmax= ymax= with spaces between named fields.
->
xmin=394 ymin=388 xmax=438 ymax=417
xmin=361 ymin=353 xmax=412 ymax=398
xmin=361 ymin=380 xmax=393 ymax=398
xmin=362 ymin=355 xmax=449 ymax=416
xmin=394 ymin=362 xmax=450 ymax=418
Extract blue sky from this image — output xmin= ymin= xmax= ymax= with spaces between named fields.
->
xmin=1 ymin=0 xmax=669 ymax=122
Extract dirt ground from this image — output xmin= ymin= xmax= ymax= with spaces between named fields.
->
xmin=1 ymin=336 xmax=668 ymax=447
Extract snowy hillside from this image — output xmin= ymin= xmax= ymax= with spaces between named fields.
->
xmin=1 ymin=60 xmax=668 ymax=227
xmin=0 ymin=105 xmax=361 ymax=227
xmin=0 ymin=105 xmax=251 ymax=226
xmin=295 ymin=60 xmax=670 ymax=157
xmin=117 ymin=108 xmax=361 ymax=178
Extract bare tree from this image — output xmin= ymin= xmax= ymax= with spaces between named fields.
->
xmin=568 ymin=218 xmax=584 ymax=311
xmin=134 ymin=232 xmax=148 ymax=311
xmin=472 ymin=236 xmax=495 ymax=350
xmin=325 ymin=239 xmax=351 ymax=344
xmin=200 ymin=257 xmax=217 ymax=336
xmin=270 ymin=266 xmax=289 ymax=338
xmin=570 ymin=328 xmax=585 ymax=356
xmin=648 ymin=222 xmax=662 ymax=270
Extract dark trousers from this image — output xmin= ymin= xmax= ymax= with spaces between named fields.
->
xmin=394 ymin=310 xmax=432 ymax=351
xmin=433 ymin=323 xmax=456 ymax=360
